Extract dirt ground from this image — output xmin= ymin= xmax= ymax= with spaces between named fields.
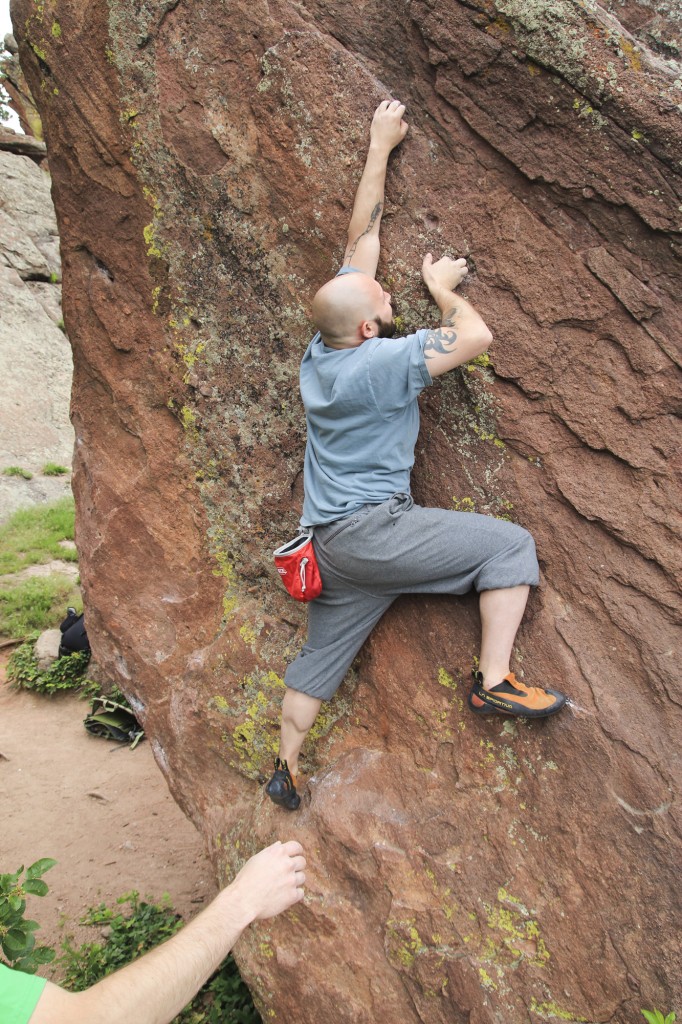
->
xmin=0 ymin=650 xmax=218 ymax=978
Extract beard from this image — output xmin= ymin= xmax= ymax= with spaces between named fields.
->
xmin=374 ymin=316 xmax=396 ymax=339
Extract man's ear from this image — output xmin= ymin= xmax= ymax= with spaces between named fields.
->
xmin=360 ymin=320 xmax=378 ymax=339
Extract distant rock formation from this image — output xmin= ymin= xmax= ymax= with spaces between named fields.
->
xmin=0 ymin=126 xmax=47 ymax=162
xmin=0 ymin=145 xmax=73 ymax=519
xmin=1 ymin=31 xmax=43 ymax=139
xmin=13 ymin=1 xmax=681 ymax=1021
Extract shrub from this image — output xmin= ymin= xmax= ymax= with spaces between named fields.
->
xmin=0 ymin=860 xmax=57 ymax=974
xmin=2 ymin=466 xmax=33 ymax=480
xmin=42 ymin=464 xmax=70 ymax=476
xmin=7 ymin=637 xmax=98 ymax=697
xmin=59 ymin=892 xmax=261 ymax=1023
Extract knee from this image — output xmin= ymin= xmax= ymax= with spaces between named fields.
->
xmin=512 ymin=525 xmax=539 ymax=577
xmin=517 ymin=526 xmax=537 ymax=558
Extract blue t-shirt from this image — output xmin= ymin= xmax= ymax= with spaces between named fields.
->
xmin=300 ymin=269 xmax=432 ymax=526
xmin=0 ymin=963 xmax=47 ymax=1024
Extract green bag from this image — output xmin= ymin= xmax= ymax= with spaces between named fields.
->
xmin=84 ymin=697 xmax=144 ymax=748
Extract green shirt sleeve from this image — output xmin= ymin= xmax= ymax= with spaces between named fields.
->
xmin=0 ymin=963 xmax=47 ymax=1024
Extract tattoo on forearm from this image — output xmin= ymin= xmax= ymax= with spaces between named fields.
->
xmin=344 ymin=202 xmax=382 ymax=263
xmin=423 ymin=325 xmax=458 ymax=359
xmin=442 ymin=306 xmax=459 ymax=329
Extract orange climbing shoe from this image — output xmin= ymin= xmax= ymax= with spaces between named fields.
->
xmin=468 ymin=671 xmax=566 ymax=718
xmin=265 ymin=758 xmax=301 ymax=810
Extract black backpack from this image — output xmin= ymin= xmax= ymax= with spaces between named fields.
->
xmin=59 ymin=607 xmax=90 ymax=657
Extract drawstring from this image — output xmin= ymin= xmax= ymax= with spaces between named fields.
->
xmin=299 ymin=556 xmax=308 ymax=593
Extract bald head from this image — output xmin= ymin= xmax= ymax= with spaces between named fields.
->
xmin=311 ymin=273 xmax=393 ymax=348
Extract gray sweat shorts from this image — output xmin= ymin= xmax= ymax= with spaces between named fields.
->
xmin=284 ymin=492 xmax=539 ymax=701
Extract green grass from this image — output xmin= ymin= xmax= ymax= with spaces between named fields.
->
xmin=42 ymin=463 xmax=70 ymax=476
xmin=0 ymin=576 xmax=81 ymax=639
xmin=3 ymin=466 xmax=33 ymax=480
xmin=0 ymin=497 xmax=77 ymax=575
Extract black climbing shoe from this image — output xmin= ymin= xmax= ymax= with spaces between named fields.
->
xmin=265 ymin=758 xmax=301 ymax=810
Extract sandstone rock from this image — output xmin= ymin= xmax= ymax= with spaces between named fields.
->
xmin=0 ymin=206 xmax=52 ymax=278
xmin=34 ymin=627 xmax=62 ymax=670
xmin=13 ymin=1 xmax=681 ymax=1022
xmin=0 ymin=126 xmax=47 ymax=162
xmin=0 ymin=151 xmax=60 ymax=278
xmin=1 ymin=32 xmax=43 ymax=140
xmin=25 ymin=280 xmax=63 ymax=324
xmin=584 ymin=246 xmax=662 ymax=322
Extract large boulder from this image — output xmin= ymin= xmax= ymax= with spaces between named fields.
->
xmin=12 ymin=0 xmax=680 ymax=1020
xmin=0 ymin=148 xmax=72 ymax=519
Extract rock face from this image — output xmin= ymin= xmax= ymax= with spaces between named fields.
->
xmin=0 ymin=147 xmax=73 ymax=519
xmin=13 ymin=1 xmax=680 ymax=1021
xmin=1 ymin=32 xmax=44 ymax=139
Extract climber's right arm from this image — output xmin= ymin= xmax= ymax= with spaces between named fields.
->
xmin=342 ymin=100 xmax=408 ymax=278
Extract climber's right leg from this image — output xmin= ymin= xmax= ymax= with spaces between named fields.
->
xmin=265 ymin=689 xmax=322 ymax=810
xmin=278 ymin=688 xmax=322 ymax=780
xmin=265 ymin=545 xmax=394 ymax=809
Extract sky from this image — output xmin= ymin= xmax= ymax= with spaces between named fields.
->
xmin=1 ymin=0 xmax=23 ymax=131
xmin=0 ymin=0 xmax=11 ymax=36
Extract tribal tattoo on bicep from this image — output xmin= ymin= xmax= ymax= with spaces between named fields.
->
xmin=423 ymin=306 xmax=459 ymax=360
xmin=344 ymin=202 xmax=382 ymax=264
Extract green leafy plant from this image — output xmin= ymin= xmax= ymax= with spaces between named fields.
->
xmin=2 ymin=466 xmax=33 ymax=480
xmin=642 ymin=1011 xmax=676 ymax=1024
xmin=184 ymin=965 xmax=261 ymax=1024
xmin=42 ymin=463 xmax=70 ymax=476
xmin=59 ymin=892 xmax=182 ymax=990
xmin=59 ymin=892 xmax=260 ymax=1023
xmin=7 ymin=636 xmax=99 ymax=697
xmin=0 ymin=81 xmax=12 ymax=125
xmin=0 ymin=860 xmax=57 ymax=974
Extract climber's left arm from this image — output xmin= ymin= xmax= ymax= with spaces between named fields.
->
xmin=420 ymin=253 xmax=493 ymax=377
xmin=343 ymin=100 xmax=408 ymax=278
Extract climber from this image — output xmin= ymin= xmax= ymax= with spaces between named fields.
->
xmin=0 ymin=841 xmax=306 ymax=1024
xmin=265 ymin=99 xmax=567 ymax=811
